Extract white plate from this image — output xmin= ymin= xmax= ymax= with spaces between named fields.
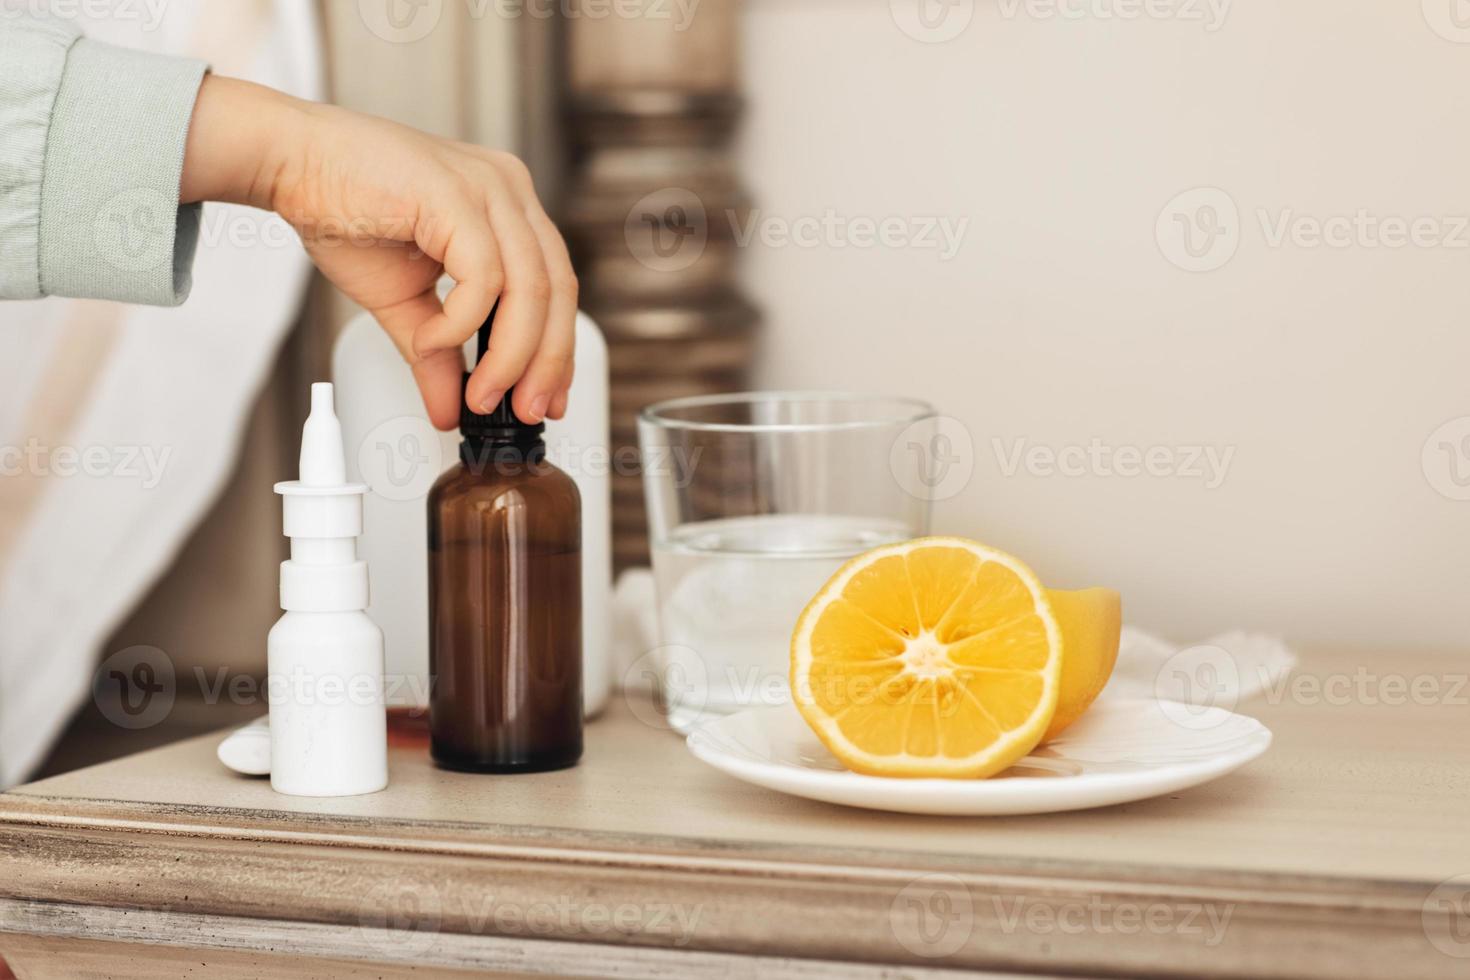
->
xmin=685 ymin=699 xmax=1272 ymax=815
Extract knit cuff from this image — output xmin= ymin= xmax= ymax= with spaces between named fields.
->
xmin=38 ymin=36 xmax=207 ymax=306
xmin=0 ymin=16 xmax=78 ymax=300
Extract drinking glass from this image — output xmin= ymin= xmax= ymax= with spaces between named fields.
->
xmin=639 ymin=392 xmax=936 ymax=733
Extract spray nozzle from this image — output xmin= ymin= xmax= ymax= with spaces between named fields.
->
xmin=274 ymin=382 xmax=369 ymax=611
xmin=299 ymin=382 xmax=347 ymax=487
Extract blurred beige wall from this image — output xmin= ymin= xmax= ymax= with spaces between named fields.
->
xmin=738 ymin=0 xmax=1470 ymax=649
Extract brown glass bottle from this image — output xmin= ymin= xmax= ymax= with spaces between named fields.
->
xmin=427 ymin=311 xmax=583 ymax=773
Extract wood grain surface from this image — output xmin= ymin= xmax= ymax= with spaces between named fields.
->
xmin=0 ymin=645 xmax=1466 ymax=978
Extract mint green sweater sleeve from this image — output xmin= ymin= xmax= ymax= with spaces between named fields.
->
xmin=0 ymin=15 xmax=207 ymax=306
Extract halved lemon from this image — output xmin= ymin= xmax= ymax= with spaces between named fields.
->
xmin=1041 ymin=587 xmax=1122 ymax=742
xmin=790 ymin=537 xmax=1062 ymax=779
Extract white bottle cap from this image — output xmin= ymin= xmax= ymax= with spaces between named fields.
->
xmin=274 ymin=384 xmax=370 ymax=611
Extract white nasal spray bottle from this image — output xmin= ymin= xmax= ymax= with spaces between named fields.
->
xmin=268 ymin=383 xmax=388 ymax=797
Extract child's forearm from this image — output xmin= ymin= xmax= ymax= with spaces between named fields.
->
xmin=181 ymin=75 xmax=308 ymax=211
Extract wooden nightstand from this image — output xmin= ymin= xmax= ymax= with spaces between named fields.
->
xmin=1 ymin=647 xmax=1466 ymax=979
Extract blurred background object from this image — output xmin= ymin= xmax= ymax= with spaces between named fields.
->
xmin=562 ymin=0 xmax=759 ymax=571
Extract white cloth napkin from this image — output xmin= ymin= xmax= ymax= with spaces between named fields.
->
xmin=1109 ymin=626 xmax=1297 ymax=707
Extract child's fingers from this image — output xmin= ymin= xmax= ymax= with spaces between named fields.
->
xmin=409 ymin=219 xmax=503 ymax=359
xmin=352 ymin=151 xmax=574 ymax=430
xmin=466 ymin=192 xmax=551 ymax=417
xmin=512 ymin=331 xmax=573 ymax=424
xmin=371 ymin=288 xmax=465 ymax=430
xmin=511 ymin=209 xmax=578 ymax=424
xmin=411 ymin=348 xmax=471 ymax=430
xmin=372 ymin=287 xmax=439 ymax=361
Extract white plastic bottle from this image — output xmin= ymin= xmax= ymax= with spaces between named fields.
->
xmin=268 ymin=383 xmax=389 ymax=797
xmin=332 ymin=285 xmax=612 ymax=717
xmin=545 ymin=318 xmax=613 ymax=716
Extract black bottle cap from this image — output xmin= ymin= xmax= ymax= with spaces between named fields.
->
xmin=459 ymin=302 xmax=544 ymax=446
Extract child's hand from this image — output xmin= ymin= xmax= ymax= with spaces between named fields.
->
xmin=182 ymin=75 xmax=577 ymax=429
